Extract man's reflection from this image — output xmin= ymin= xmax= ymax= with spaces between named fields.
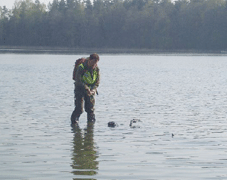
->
xmin=71 ymin=122 xmax=99 ymax=177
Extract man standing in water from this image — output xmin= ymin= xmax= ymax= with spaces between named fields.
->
xmin=71 ymin=53 xmax=100 ymax=124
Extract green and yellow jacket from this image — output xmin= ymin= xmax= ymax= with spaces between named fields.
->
xmin=74 ymin=60 xmax=100 ymax=92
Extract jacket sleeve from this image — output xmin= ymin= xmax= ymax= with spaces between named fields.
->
xmin=75 ymin=65 xmax=90 ymax=91
xmin=91 ymin=67 xmax=100 ymax=91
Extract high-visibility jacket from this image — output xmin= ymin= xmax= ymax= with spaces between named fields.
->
xmin=79 ymin=64 xmax=98 ymax=85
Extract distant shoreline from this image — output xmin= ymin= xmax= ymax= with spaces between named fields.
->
xmin=0 ymin=46 xmax=226 ymax=55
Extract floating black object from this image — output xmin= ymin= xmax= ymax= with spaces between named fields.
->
xmin=108 ymin=121 xmax=117 ymax=127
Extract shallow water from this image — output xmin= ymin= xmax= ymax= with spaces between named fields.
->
xmin=1 ymin=54 xmax=227 ymax=179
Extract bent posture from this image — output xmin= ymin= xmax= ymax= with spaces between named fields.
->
xmin=71 ymin=53 xmax=100 ymax=124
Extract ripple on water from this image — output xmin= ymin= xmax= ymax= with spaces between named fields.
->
xmin=1 ymin=55 xmax=227 ymax=179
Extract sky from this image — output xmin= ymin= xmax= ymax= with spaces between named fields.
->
xmin=0 ymin=0 xmax=54 ymax=9
xmin=0 ymin=0 xmax=176 ymax=10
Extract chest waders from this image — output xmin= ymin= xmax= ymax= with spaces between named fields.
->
xmin=71 ymin=64 xmax=98 ymax=124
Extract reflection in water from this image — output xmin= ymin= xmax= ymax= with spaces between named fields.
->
xmin=3 ymin=55 xmax=227 ymax=179
xmin=71 ymin=122 xmax=98 ymax=178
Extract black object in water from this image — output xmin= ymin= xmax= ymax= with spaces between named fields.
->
xmin=108 ymin=121 xmax=117 ymax=127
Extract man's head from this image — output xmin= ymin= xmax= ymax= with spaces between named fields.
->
xmin=88 ymin=53 xmax=99 ymax=69
xmin=90 ymin=53 xmax=99 ymax=61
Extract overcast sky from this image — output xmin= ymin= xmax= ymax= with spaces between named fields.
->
xmin=1 ymin=0 xmax=97 ymax=9
xmin=1 ymin=0 xmax=176 ymax=10
xmin=0 ymin=0 xmax=54 ymax=9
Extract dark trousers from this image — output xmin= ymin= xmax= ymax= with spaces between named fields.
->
xmin=73 ymin=86 xmax=95 ymax=117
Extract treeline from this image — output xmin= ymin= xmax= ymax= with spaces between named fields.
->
xmin=0 ymin=0 xmax=227 ymax=50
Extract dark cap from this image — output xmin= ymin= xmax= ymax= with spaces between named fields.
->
xmin=90 ymin=53 xmax=99 ymax=61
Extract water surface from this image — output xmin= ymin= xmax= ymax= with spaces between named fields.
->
xmin=1 ymin=54 xmax=227 ymax=179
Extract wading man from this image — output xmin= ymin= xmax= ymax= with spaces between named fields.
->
xmin=71 ymin=53 xmax=100 ymax=124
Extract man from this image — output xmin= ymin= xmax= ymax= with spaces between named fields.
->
xmin=71 ymin=53 xmax=100 ymax=124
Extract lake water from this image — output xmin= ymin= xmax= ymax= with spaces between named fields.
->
xmin=1 ymin=54 xmax=227 ymax=180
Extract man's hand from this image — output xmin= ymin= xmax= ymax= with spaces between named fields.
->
xmin=87 ymin=89 xmax=96 ymax=96
xmin=90 ymin=89 xmax=96 ymax=96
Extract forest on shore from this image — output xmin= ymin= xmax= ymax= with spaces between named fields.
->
xmin=0 ymin=0 xmax=227 ymax=51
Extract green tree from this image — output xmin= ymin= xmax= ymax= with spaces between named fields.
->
xmin=1 ymin=0 xmax=227 ymax=50
xmin=100 ymin=0 xmax=127 ymax=47
xmin=0 ymin=6 xmax=10 ymax=45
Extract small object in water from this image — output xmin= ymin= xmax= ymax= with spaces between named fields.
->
xmin=108 ymin=121 xmax=117 ymax=127
xmin=172 ymin=133 xmax=174 ymax=138
xmin=129 ymin=119 xmax=141 ymax=127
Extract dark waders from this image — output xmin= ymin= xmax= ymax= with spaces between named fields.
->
xmin=71 ymin=86 xmax=96 ymax=124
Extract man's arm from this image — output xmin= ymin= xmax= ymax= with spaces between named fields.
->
xmin=75 ymin=65 xmax=90 ymax=92
xmin=90 ymin=67 xmax=100 ymax=95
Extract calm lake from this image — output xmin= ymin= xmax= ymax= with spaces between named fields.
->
xmin=1 ymin=54 xmax=227 ymax=180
